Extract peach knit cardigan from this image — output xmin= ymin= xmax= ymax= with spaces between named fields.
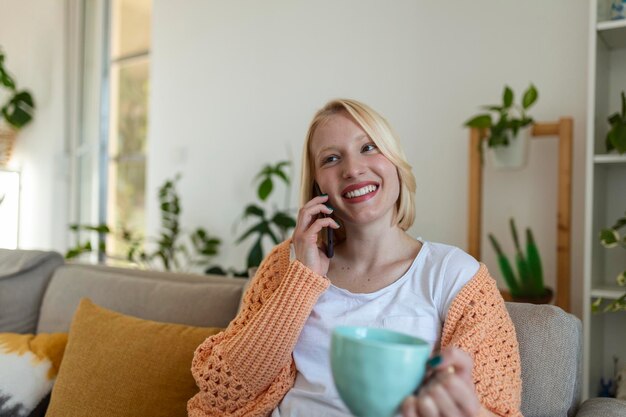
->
xmin=188 ymin=240 xmax=523 ymax=417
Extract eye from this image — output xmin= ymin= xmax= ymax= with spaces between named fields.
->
xmin=321 ymin=155 xmax=339 ymax=165
xmin=362 ymin=143 xmax=378 ymax=153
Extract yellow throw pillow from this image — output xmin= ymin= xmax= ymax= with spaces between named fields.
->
xmin=0 ymin=332 xmax=67 ymax=415
xmin=46 ymin=298 xmax=222 ymax=417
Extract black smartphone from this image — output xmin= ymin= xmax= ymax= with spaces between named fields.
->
xmin=313 ymin=182 xmax=334 ymax=258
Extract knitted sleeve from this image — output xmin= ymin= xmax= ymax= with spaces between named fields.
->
xmin=188 ymin=240 xmax=330 ymax=417
xmin=441 ymin=264 xmax=523 ymax=417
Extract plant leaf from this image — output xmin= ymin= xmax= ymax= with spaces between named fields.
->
xmin=464 ymin=114 xmax=492 ymax=128
xmin=271 ymin=211 xmax=296 ymax=229
xmin=488 ymin=233 xmax=520 ymax=296
xmin=243 ymin=204 xmax=265 ymax=218
xmin=503 ymin=86 xmax=514 ymax=108
xmin=258 ymin=177 xmax=273 ymax=201
xmin=236 ymin=221 xmax=266 ymax=243
xmin=526 ymin=228 xmax=544 ymax=295
xmin=273 ymin=168 xmax=289 ymax=185
xmin=600 ymin=228 xmax=619 ymax=248
xmin=522 ymin=84 xmax=538 ymax=109
xmin=247 ymin=237 xmax=264 ymax=268
xmin=608 ymin=123 xmax=626 ymax=154
xmin=2 ymin=90 xmax=35 ymax=129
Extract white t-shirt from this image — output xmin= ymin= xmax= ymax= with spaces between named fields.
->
xmin=271 ymin=240 xmax=479 ymax=417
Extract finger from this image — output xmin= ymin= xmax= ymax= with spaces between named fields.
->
xmin=415 ymin=393 xmax=439 ymax=417
xmin=436 ymin=374 xmax=480 ymax=417
xmin=302 ymin=194 xmax=329 ymax=209
xmin=294 ymin=203 xmax=334 ymax=234
xmin=401 ymin=396 xmax=418 ymax=417
xmin=305 ymin=217 xmax=340 ymax=237
xmin=436 ymin=348 xmax=473 ymax=383
xmin=424 ymin=380 xmax=462 ymax=417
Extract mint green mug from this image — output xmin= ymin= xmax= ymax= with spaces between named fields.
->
xmin=330 ymin=326 xmax=430 ymax=417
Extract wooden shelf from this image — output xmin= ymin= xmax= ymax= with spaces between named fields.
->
xmin=467 ymin=119 xmax=573 ymax=312
xmin=597 ymin=19 xmax=626 ymax=49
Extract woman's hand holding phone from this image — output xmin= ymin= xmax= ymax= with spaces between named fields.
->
xmin=292 ymin=194 xmax=340 ymax=277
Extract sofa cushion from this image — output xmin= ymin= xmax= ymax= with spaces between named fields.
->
xmin=575 ymin=398 xmax=626 ymax=417
xmin=505 ymin=302 xmax=582 ymax=417
xmin=46 ymin=299 xmax=222 ymax=417
xmin=37 ymin=263 xmax=246 ymax=333
xmin=0 ymin=332 xmax=67 ymax=416
xmin=0 ymin=249 xmax=64 ymax=333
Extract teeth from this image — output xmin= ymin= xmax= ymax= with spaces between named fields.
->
xmin=344 ymin=185 xmax=377 ymax=199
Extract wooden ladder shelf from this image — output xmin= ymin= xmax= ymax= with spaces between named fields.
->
xmin=467 ymin=118 xmax=573 ymax=312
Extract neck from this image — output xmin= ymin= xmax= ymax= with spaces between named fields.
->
xmin=337 ymin=220 xmax=413 ymax=269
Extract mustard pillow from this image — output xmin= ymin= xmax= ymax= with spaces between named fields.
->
xmin=46 ymin=299 xmax=222 ymax=417
xmin=0 ymin=332 xmax=67 ymax=416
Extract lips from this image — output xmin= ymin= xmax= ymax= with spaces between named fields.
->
xmin=340 ymin=181 xmax=379 ymax=203
xmin=341 ymin=181 xmax=379 ymax=196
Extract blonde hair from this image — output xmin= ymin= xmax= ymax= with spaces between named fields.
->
xmin=299 ymin=99 xmax=416 ymax=240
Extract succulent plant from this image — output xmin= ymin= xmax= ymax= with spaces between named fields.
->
xmin=488 ymin=218 xmax=545 ymax=297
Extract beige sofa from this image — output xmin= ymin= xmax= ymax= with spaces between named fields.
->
xmin=0 ymin=248 xmax=624 ymax=417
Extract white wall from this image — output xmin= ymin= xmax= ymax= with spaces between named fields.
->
xmin=0 ymin=0 xmax=69 ymax=251
xmin=149 ymin=0 xmax=589 ymax=315
xmin=0 ymin=0 xmax=589 ymax=317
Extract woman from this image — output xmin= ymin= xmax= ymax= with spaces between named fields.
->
xmin=188 ymin=99 xmax=522 ymax=417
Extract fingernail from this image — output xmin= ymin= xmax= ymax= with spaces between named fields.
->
xmin=426 ymin=355 xmax=442 ymax=368
xmin=321 ymin=193 xmax=328 ymax=197
xmin=325 ymin=203 xmax=334 ymax=211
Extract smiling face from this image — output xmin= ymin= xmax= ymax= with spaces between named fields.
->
xmin=309 ymin=111 xmax=400 ymax=227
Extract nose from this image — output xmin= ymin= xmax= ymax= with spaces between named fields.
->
xmin=341 ymin=155 xmax=366 ymax=179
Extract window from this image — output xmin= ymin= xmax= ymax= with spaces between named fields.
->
xmin=72 ymin=0 xmax=151 ymax=261
xmin=107 ymin=0 xmax=151 ymax=256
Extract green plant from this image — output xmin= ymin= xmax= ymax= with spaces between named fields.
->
xmin=235 ymin=160 xmax=296 ymax=269
xmin=66 ymin=175 xmax=221 ymax=272
xmin=488 ymin=218 xmax=546 ymax=297
xmin=592 ymin=211 xmax=626 ymax=313
xmin=464 ymin=84 xmax=538 ymax=149
xmin=605 ymin=91 xmax=626 ymax=154
xmin=0 ymin=48 xmax=35 ymax=130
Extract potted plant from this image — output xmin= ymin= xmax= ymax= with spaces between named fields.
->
xmin=66 ymin=175 xmax=222 ymax=273
xmin=464 ymin=84 xmax=538 ymax=169
xmin=605 ymin=91 xmax=626 ymax=155
xmin=488 ymin=218 xmax=553 ymax=303
xmin=592 ymin=211 xmax=626 ymax=313
xmin=0 ymin=47 xmax=36 ymax=166
xmin=205 ymin=160 xmax=297 ymax=278
xmin=234 ymin=160 xmax=296 ymax=270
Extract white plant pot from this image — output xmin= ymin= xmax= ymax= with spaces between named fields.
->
xmin=488 ymin=126 xmax=530 ymax=170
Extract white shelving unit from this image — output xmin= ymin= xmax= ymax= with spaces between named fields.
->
xmin=582 ymin=1 xmax=626 ymax=400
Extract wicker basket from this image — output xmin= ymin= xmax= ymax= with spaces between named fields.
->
xmin=0 ymin=127 xmax=16 ymax=167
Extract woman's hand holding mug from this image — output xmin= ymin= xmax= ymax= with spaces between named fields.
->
xmin=401 ymin=347 xmax=481 ymax=417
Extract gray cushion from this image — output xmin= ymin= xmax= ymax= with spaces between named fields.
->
xmin=576 ymin=398 xmax=626 ymax=417
xmin=0 ymin=249 xmax=64 ymax=333
xmin=37 ymin=263 xmax=247 ymax=333
xmin=506 ymin=302 xmax=582 ymax=417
